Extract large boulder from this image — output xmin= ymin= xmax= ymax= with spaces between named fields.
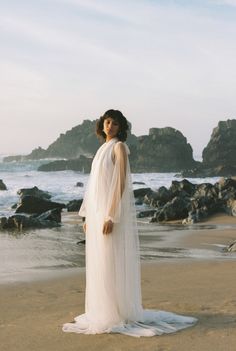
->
xmin=169 ymin=179 xmax=196 ymax=197
xmin=15 ymin=195 xmax=65 ymax=214
xmin=153 ymin=196 xmax=190 ymax=222
xmin=130 ymin=127 xmax=197 ymax=172
xmin=133 ymin=188 xmax=152 ymax=198
xmin=0 ymin=211 xmax=61 ymax=230
xmin=35 ymin=208 xmax=62 ymax=223
xmin=17 ymin=186 xmax=51 ymax=200
xmin=203 ymin=119 xmax=236 ymax=167
xmin=0 ymin=180 xmax=7 ymax=190
xmin=143 ymin=186 xmax=172 ymax=207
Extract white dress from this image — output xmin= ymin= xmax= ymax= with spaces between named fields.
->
xmin=62 ymin=137 xmax=197 ymax=337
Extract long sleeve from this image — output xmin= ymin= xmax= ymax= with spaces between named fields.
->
xmin=104 ymin=141 xmax=129 ymax=224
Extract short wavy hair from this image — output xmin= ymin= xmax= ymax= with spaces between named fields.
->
xmin=96 ymin=109 xmax=129 ymax=142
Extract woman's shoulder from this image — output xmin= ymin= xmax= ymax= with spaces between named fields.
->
xmin=114 ymin=140 xmax=130 ymax=155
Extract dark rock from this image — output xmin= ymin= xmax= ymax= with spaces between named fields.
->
xmin=137 ymin=210 xmax=157 ymax=218
xmin=182 ymin=119 xmax=236 ymax=178
xmin=170 ymin=179 xmax=196 ymax=197
xmin=143 ymin=187 xmax=171 ymax=207
xmin=133 ymin=181 xmax=145 ymax=185
xmin=36 ymin=208 xmax=62 ymax=223
xmin=217 ymin=177 xmax=236 ymax=191
xmin=76 ymin=182 xmax=84 ymax=187
xmin=38 ymin=156 xmax=92 ymax=172
xmin=133 ymin=188 xmax=152 ymax=198
xmin=15 ymin=195 xmax=65 ymax=215
xmin=202 ymin=119 xmax=236 ymax=167
xmin=17 ymin=186 xmax=51 ymax=200
xmin=194 ymin=183 xmax=219 ymax=199
xmin=0 ymin=217 xmax=8 ymax=229
xmin=188 ymin=183 xmax=223 ymax=220
xmin=67 ymin=199 xmax=83 ymax=212
xmin=130 ymin=127 xmax=197 ymax=172
xmin=135 ymin=198 xmax=143 ymax=205
xmin=0 ymin=213 xmax=60 ymax=230
xmin=153 ymin=196 xmax=190 ymax=222
xmin=0 ymin=180 xmax=7 ymax=191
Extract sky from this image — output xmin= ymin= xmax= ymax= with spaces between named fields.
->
xmin=0 ymin=0 xmax=236 ymax=158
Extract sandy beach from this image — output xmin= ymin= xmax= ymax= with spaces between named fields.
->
xmin=1 ymin=214 xmax=236 ymax=351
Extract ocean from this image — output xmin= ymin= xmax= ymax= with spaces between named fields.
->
xmin=0 ymin=156 xmax=230 ymax=285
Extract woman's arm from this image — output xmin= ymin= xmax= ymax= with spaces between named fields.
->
xmin=103 ymin=142 xmax=128 ymax=234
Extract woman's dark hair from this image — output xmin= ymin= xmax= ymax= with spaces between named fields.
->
xmin=96 ymin=109 xmax=129 ymax=142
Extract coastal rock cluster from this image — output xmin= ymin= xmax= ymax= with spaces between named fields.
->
xmin=135 ymin=177 xmax=236 ymax=224
xmin=3 ymin=118 xmax=236 ymax=177
xmin=35 ymin=126 xmax=197 ymax=173
xmin=0 ymin=186 xmax=66 ymax=231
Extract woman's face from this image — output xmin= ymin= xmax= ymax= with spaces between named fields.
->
xmin=103 ymin=117 xmax=120 ymax=139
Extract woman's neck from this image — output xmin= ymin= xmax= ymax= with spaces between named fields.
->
xmin=105 ymin=136 xmax=117 ymax=143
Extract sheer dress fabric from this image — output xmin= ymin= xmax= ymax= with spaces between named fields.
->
xmin=62 ymin=137 xmax=197 ymax=337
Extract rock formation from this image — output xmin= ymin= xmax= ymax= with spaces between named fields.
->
xmin=130 ymin=127 xmax=197 ymax=172
xmin=0 ymin=180 xmax=7 ymax=190
xmin=182 ymin=119 xmax=236 ymax=177
xmin=134 ymin=177 xmax=236 ymax=222
xmin=202 ymin=119 xmax=236 ymax=166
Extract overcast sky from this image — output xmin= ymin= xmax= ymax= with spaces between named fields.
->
xmin=0 ymin=0 xmax=236 ymax=158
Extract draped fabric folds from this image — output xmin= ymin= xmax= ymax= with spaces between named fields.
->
xmin=62 ymin=137 xmax=197 ymax=337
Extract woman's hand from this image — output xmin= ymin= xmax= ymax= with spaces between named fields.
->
xmin=83 ymin=222 xmax=86 ymax=234
xmin=103 ymin=219 xmax=114 ymax=235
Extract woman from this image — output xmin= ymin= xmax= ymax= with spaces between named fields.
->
xmin=62 ymin=109 xmax=197 ymax=337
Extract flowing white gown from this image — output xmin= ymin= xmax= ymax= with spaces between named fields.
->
xmin=62 ymin=137 xmax=197 ymax=337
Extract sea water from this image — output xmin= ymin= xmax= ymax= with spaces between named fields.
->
xmin=0 ymin=156 xmax=230 ymax=284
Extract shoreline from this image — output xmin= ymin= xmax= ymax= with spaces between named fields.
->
xmin=1 ymin=212 xmax=236 ymax=287
xmin=0 ymin=213 xmax=236 ymax=350
xmin=1 ymin=260 xmax=236 ymax=351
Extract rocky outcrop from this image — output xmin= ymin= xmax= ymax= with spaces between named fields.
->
xmin=0 ymin=209 xmax=61 ymax=231
xmin=15 ymin=195 xmax=65 ymax=214
xmin=203 ymin=119 xmax=236 ymax=167
xmin=0 ymin=180 xmax=7 ymax=190
xmin=133 ymin=188 xmax=152 ymax=198
xmin=181 ymin=119 xmax=236 ymax=178
xmin=17 ymin=186 xmax=51 ymax=200
xmin=130 ymin=127 xmax=197 ymax=172
xmin=3 ymin=119 xmax=138 ymax=162
xmin=76 ymin=182 xmax=84 ymax=187
xmin=134 ymin=178 xmax=236 ymax=223
xmin=38 ymin=155 xmax=93 ymax=172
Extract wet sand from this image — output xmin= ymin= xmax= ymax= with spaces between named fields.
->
xmin=1 ymin=214 xmax=236 ymax=351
